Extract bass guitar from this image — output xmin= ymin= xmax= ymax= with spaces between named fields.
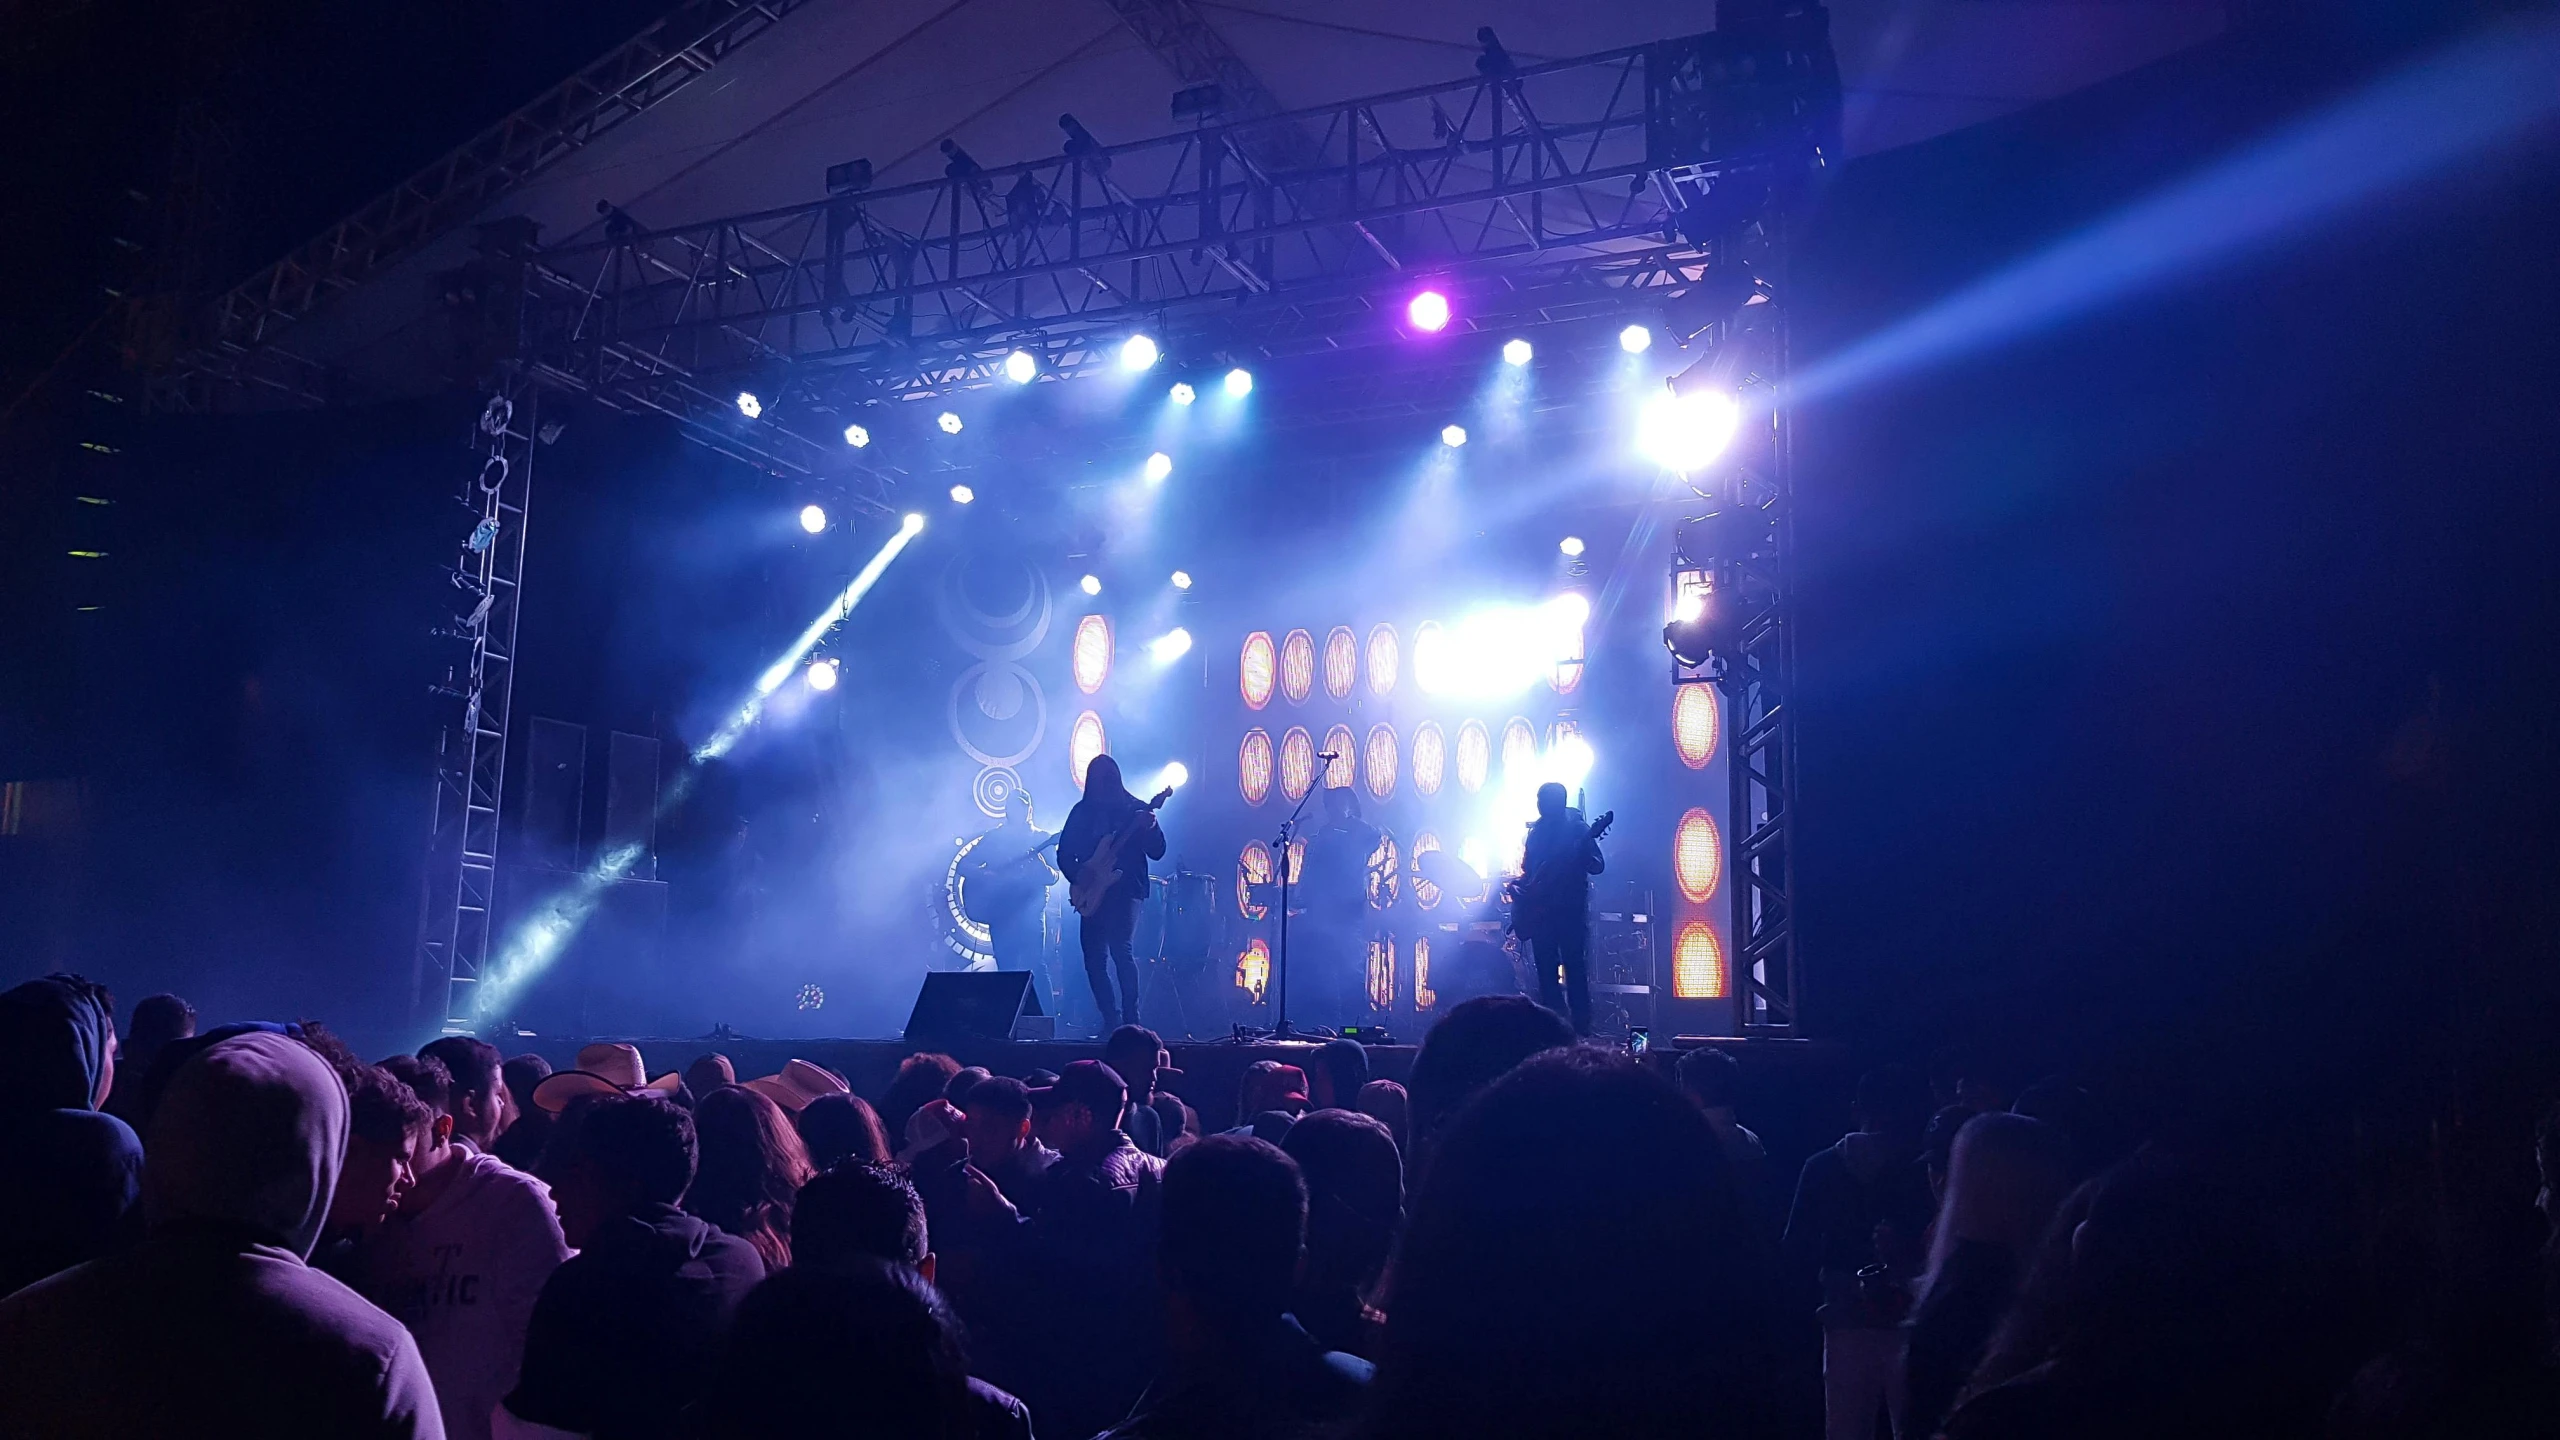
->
xmin=1506 ymin=809 xmax=1614 ymax=937
xmin=1069 ymin=786 xmax=1175 ymax=918
xmin=961 ymin=833 xmax=1062 ymax=925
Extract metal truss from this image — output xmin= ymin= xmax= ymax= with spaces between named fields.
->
xmin=516 ymin=27 xmax=1832 ymax=474
xmin=162 ymin=0 xmax=813 ymax=406
xmin=414 ymin=379 xmax=540 ymax=1029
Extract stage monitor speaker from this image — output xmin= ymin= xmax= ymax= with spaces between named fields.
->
xmin=905 ymin=971 xmax=1047 ymax=1044
xmin=522 ymin=717 xmax=587 ymax=871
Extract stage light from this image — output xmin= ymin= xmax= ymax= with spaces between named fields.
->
xmin=1673 ymin=681 xmax=1720 ymax=768
xmin=901 ymin=512 xmax=925 ymax=534
xmin=1637 ymin=387 xmax=1742 ymax=472
xmin=1240 ymin=631 xmax=1276 ymax=709
xmin=1619 ymin=324 xmax=1653 ymax=354
xmin=1148 ymin=760 xmax=1190 ymax=792
xmin=1559 ymin=535 xmax=1585 ymax=556
xmin=1672 ymin=921 xmax=1726 ymax=998
xmin=1073 ymin=615 xmax=1113 ymax=693
xmin=1674 ymin=807 xmax=1722 ymax=902
xmin=1149 ymin=627 xmax=1193 ymax=664
xmin=1408 ymin=289 xmax=1451 ymax=332
xmin=843 ymin=422 xmax=871 ymax=447
xmin=1223 ymin=367 xmax=1253 ymax=398
xmin=1502 ymin=337 xmax=1533 ymax=366
xmin=1323 ymin=627 xmax=1357 ymax=700
xmin=736 ymin=392 xmax=763 ymax=419
xmin=937 ymin=411 xmax=964 ymax=434
xmin=699 ymin=515 xmax=925 ymax=761
xmin=1080 ymin=574 xmax=1102 ymax=596
xmin=1415 ymin=595 xmax=1590 ymax=699
xmin=798 ymin=504 xmax=827 ymax=534
xmin=1170 ymin=570 xmax=1193 ymax=590
xmin=1144 ymin=451 xmax=1173 ymax=483
xmin=805 ymin=657 xmax=839 ymax=691
xmin=1003 ymin=349 xmax=1038 ymax=384
xmin=1170 ymin=382 xmax=1196 ymax=405
xmin=949 ymin=484 xmax=974 ymax=504
xmin=1664 ymin=562 xmax=1715 ymax=667
xmin=1440 ymin=424 xmax=1467 ymax=448
xmin=1121 ymin=334 xmax=1160 ymax=372
xmin=1545 ymin=731 xmax=1596 ymax=790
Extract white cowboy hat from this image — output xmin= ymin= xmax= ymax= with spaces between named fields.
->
xmin=529 ymin=1042 xmax=682 ymax=1113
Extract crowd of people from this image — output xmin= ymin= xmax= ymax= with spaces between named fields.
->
xmin=2 ymin=971 xmax=2557 ymax=1438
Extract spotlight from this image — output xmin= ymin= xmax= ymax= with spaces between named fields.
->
xmin=1169 ymin=381 xmax=1196 ymax=405
xmin=1664 ymin=562 xmax=1715 ymax=667
xmin=1154 ymin=761 xmax=1190 ymax=791
xmin=1407 ymin=289 xmax=1451 ymax=333
xmin=1121 ymin=334 xmax=1160 ymax=372
xmin=805 ymin=657 xmax=839 ymax=691
xmin=842 ymin=422 xmax=871 ymax=447
xmin=1170 ymin=570 xmax=1193 ymax=590
xmin=799 ymin=504 xmax=827 ymax=534
xmin=1223 ymin=367 xmax=1253 ymax=398
xmin=1441 ymin=424 xmax=1468 ymax=448
xmin=1149 ymin=627 xmax=1194 ymax=663
xmin=901 ymin=512 xmax=926 ymax=534
xmin=736 ymin=392 xmax=763 ymax=419
xmin=1003 ymin=350 xmax=1038 ymax=384
xmin=1637 ymin=388 xmax=1743 ymax=472
xmin=1619 ymin=324 xmax=1653 ymax=354
xmin=1080 ymin=574 xmax=1102 ymax=596
xmin=1143 ymin=451 xmax=1173 ymax=483
xmin=1502 ymin=338 xmax=1533 ymax=366
xmin=937 ymin=411 xmax=964 ymax=434
xmin=949 ymin=484 xmax=975 ymax=504
xmin=1559 ymin=535 xmax=1585 ymax=557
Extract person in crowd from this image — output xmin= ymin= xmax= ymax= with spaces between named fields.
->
xmin=1922 ymin=1103 xmax=1980 ymax=1204
xmin=420 ymin=1036 xmax=515 ymax=1153
xmin=1941 ymin=1155 xmax=2309 ymax=1440
xmin=0 ymin=1030 xmax=443 ymax=1436
xmin=101 ymin=990 xmax=193 ymax=1126
xmin=787 ymin=1162 xmax=1038 ymax=1438
xmin=1279 ymin=1108 xmax=1402 ymax=1359
xmin=0 ymin=974 xmax=141 ymax=1299
xmin=502 ymin=1092 xmax=764 ymax=1440
xmin=743 ymin=1057 xmax=852 ymax=1115
xmin=1099 ymin=1136 xmax=1372 ymax=1440
xmin=684 ymin=1053 xmax=735 ymax=1104
xmin=1015 ymin=1059 xmax=1169 ymax=1439
xmin=899 ymin=1098 xmax=980 ymax=1253
xmin=319 ymin=1064 xmax=435 ymax=1267
xmin=1783 ymin=1063 xmax=1936 ymax=1440
xmin=882 ymin=1051 xmax=964 ymax=1144
xmin=685 ymin=1084 xmax=815 ymax=1271
xmin=1057 ymin=753 xmax=1167 ymax=1030
xmin=1103 ymin=1026 xmax=1184 ymax=1157
xmin=1359 ymin=1047 xmax=1777 ymax=1438
xmin=1677 ymin=1045 xmax=1768 ymax=1183
xmin=1353 ymin=1079 xmax=1410 ymax=1159
xmin=354 ymin=1051 xmax=570 ymax=1440
xmin=492 ymin=1054 xmax=553 ymax=1171
xmin=946 ymin=1065 xmax=993 ymax=1107
xmin=798 ymin=1090 xmax=893 ymax=1170
xmin=702 ymin=1260 xmax=1028 ymax=1440
xmin=1901 ymin=1113 xmax=2070 ymax=1440
xmin=1404 ymin=994 xmax=1574 ymax=1163
xmin=959 ymin=1076 xmax=1056 ymax=1208
xmin=1308 ymin=1037 xmax=1370 ymax=1111
xmin=1230 ymin=1060 xmax=1310 ymax=1141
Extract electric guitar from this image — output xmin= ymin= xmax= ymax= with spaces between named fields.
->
xmin=1506 ymin=809 xmax=1614 ymax=937
xmin=961 ymin=833 xmax=1062 ymax=924
xmin=1069 ymin=786 xmax=1176 ymax=918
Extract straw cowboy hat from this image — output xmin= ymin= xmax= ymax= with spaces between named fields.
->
xmin=529 ymin=1042 xmax=682 ymax=1113
xmin=743 ymin=1058 xmax=850 ymax=1114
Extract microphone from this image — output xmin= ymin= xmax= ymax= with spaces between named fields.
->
xmin=1316 ymin=750 xmax=1341 ymax=761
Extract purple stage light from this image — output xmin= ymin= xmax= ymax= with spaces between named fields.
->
xmin=1407 ymin=289 xmax=1452 ymax=333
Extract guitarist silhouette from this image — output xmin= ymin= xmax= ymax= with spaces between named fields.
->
xmin=1512 ymin=781 xmax=1611 ymax=1035
xmin=1056 ymin=755 xmax=1170 ymax=1030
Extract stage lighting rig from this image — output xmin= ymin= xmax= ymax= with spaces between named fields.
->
xmin=937 ymin=411 xmax=964 ymax=434
xmin=1059 ymin=113 xmax=1108 ymax=172
xmin=843 ymin=423 xmax=870 ymax=447
xmin=1121 ymin=334 xmax=1160 ymax=372
xmin=735 ymin=392 xmax=763 ymax=419
xmin=1169 ymin=381 xmax=1195 ymax=405
xmin=1223 ymin=368 xmax=1253 ymax=397
xmin=1476 ymin=26 xmax=1515 ymax=78
xmin=1004 ymin=350 xmax=1039 ymax=384
xmin=1662 ymin=558 xmax=1719 ymax=674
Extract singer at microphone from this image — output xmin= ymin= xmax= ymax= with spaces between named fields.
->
xmin=1298 ymin=774 xmax=1380 ymax=1028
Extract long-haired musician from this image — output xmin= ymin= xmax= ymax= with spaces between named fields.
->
xmin=1056 ymin=755 xmax=1166 ymax=1030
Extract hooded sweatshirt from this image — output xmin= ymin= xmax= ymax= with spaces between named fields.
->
xmin=0 ymin=1029 xmax=443 ymax=1437
xmin=0 ymin=976 xmax=142 ymax=1297
xmin=1780 ymin=1128 xmax=1936 ymax=1322
xmin=503 ymin=1201 xmax=764 ymax=1440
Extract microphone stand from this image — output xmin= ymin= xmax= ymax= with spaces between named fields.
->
xmin=1267 ymin=772 xmax=1326 ymax=1042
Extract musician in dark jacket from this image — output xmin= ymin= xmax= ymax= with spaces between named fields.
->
xmin=966 ymin=788 xmax=1058 ymax=996
xmin=1058 ymin=755 xmax=1166 ymax=1029
xmin=1514 ymin=782 xmax=1606 ymax=1035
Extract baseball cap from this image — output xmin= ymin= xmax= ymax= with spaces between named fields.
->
xmin=1028 ymin=1059 xmax=1127 ymax=1118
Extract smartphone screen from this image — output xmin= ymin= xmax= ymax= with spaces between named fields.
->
xmin=1627 ymin=1027 xmax=1649 ymax=1056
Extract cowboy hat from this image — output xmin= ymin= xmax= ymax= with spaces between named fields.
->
xmin=742 ymin=1058 xmax=849 ymax=1114
xmin=529 ymin=1042 xmax=682 ymax=1113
